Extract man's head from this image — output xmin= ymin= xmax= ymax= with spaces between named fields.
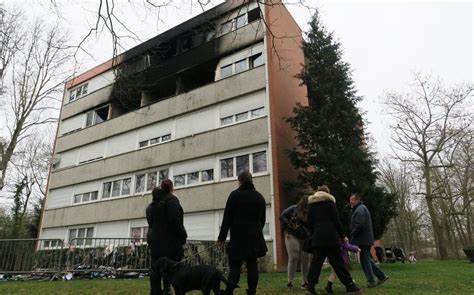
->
xmin=238 ymin=171 xmax=252 ymax=186
xmin=349 ymin=193 xmax=361 ymax=208
xmin=161 ymin=179 xmax=174 ymax=192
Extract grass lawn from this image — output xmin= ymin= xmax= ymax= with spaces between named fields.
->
xmin=0 ymin=261 xmax=473 ymax=294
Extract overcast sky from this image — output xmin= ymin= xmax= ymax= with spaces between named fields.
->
xmin=12 ymin=0 xmax=474 ymax=156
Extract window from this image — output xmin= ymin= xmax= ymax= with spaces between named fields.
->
xmin=43 ymin=240 xmax=60 ymax=249
xmin=73 ymin=194 xmax=82 ymax=204
xmin=135 ymin=169 xmax=169 ymax=194
xmin=187 ymin=172 xmax=199 ymax=185
xmin=220 ymin=116 xmax=233 ymax=126
xmin=69 ymin=227 xmax=94 ymax=246
xmin=202 ymin=169 xmax=214 ymax=182
xmin=90 ymin=191 xmax=98 ymax=201
xmin=174 ymin=174 xmax=186 ymax=187
xmin=103 ymin=178 xmax=131 ymax=199
xmin=139 ymin=140 xmax=149 ymax=148
xmin=162 ymin=134 xmax=172 ymax=142
xmin=135 ymin=174 xmax=146 ymax=193
xmin=236 ymin=14 xmax=248 ymax=29
xmin=251 ymin=107 xmax=265 ymax=117
xmin=250 ymin=53 xmax=263 ymax=68
xmin=247 ymin=8 xmax=261 ymax=23
xmin=82 ymin=192 xmax=90 ymax=202
xmin=221 ymin=20 xmax=234 ymax=35
xmin=234 ymin=59 xmax=248 ymax=74
xmin=85 ymin=105 xmax=109 ymax=127
xmin=147 ymin=172 xmax=157 ymax=191
xmin=130 ymin=227 xmax=148 ymax=243
xmin=69 ymin=83 xmax=89 ymax=102
xmin=262 ymin=222 xmax=270 ymax=236
xmin=150 ymin=137 xmax=160 ymax=145
xmin=253 ymin=151 xmax=267 ymax=173
xmin=235 ymin=111 xmax=249 ymax=122
xmin=221 ymin=64 xmax=233 ymax=78
xmin=220 ymin=158 xmax=234 ymax=178
xmin=236 ymin=155 xmax=249 ymax=174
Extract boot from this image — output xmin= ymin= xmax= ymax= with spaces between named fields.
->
xmin=306 ymin=284 xmax=319 ymax=295
xmin=325 ymin=281 xmax=333 ymax=294
xmin=246 ymin=289 xmax=256 ymax=295
xmin=345 ymin=282 xmax=361 ymax=294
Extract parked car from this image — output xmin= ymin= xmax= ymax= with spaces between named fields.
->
xmin=384 ymin=246 xmax=406 ymax=263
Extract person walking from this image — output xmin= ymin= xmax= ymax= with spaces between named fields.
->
xmin=146 ymin=179 xmax=187 ymax=295
xmin=217 ymin=172 xmax=268 ymax=295
xmin=325 ymin=240 xmax=361 ymax=294
xmin=279 ymin=196 xmax=311 ymax=290
xmin=305 ymin=185 xmax=361 ymax=295
xmin=349 ymin=193 xmax=389 ymax=288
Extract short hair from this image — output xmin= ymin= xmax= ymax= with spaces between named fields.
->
xmin=160 ymin=179 xmax=174 ymax=192
xmin=350 ymin=193 xmax=361 ymax=201
xmin=152 ymin=187 xmax=161 ymax=199
xmin=317 ymin=185 xmax=330 ymax=194
xmin=238 ymin=171 xmax=253 ymax=185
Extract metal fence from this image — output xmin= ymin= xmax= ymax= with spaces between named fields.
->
xmin=0 ymin=238 xmax=227 ymax=277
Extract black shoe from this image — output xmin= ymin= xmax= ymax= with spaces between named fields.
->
xmin=367 ymin=282 xmax=377 ymax=288
xmin=287 ymin=282 xmax=294 ymax=289
xmin=306 ymin=285 xmax=319 ymax=295
xmin=325 ymin=281 xmax=333 ymax=294
xmin=377 ymin=276 xmax=389 ymax=286
xmin=246 ymin=289 xmax=256 ymax=295
xmin=346 ymin=283 xmax=361 ymax=294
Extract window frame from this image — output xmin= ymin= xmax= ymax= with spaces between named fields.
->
xmin=69 ymin=83 xmax=89 ymax=103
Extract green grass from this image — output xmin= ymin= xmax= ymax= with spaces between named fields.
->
xmin=0 ymin=261 xmax=473 ymax=294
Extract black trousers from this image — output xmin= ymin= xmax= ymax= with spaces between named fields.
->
xmin=150 ymin=257 xmax=172 ymax=295
xmin=307 ymin=246 xmax=354 ymax=287
xmin=225 ymin=256 xmax=259 ymax=294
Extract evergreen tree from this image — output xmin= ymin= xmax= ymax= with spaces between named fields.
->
xmin=287 ymin=12 xmax=396 ymax=238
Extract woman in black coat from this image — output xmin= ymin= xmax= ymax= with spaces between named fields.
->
xmin=305 ymin=186 xmax=360 ymax=294
xmin=146 ymin=179 xmax=187 ymax=295
xmin=217 ymin=172 xmax=267 ymax=295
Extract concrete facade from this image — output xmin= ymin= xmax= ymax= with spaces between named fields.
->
xmin=39 ymin=0 xmax=306 ymax=270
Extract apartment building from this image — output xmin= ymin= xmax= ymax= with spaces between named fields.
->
xmin=38 ymin=0 xmax=307 ymax=270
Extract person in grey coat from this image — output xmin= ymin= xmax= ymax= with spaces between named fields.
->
xmin=350 ymin=193 xmax=389 ymax=288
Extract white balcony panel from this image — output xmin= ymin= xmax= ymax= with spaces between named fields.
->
xmin=106 ymin=130 xmax=137 ymax=157
xmin=184 ymin=212 xmax=215 ymax=240
xmin=78 ymin=141 xmax=105 ymax=164
xmin=219 ymin=90 xmax=265 ymax=118
xmin=60 ymin=114 xmax=84 ymax=135
xmin=138 ymin=121 xmax=173 ymax=142
xmin=46 ymin=187 xmax=73 ymax=209
xmin=95 ymin=220 xmax=129 ymax=238
xmin=174 ymin=107 xmax=215 ymax=139
xmin=173 ymin=157 xmax=215 ymax=176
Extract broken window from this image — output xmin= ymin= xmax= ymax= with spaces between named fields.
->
xmin=135 ymin=174 xmax=146 ymax=193
xmin=235 ymin=111 xmax=249 ymax=122
xmin=85 ymin=105 xmax=109 ymax=127
xmin=69 ymin=83 xmax=89 ymax=102
xmin=147 ymin=172 xmax=157 ymax=191
xmin=250 ymin=53 xmax=264 ymax=68
xmin=187 ymin=172 xmax=199 ymax=185
xmin=174 ymin=174 xmax=186 ymax=187
xmin=220 ymin=116 xmax=233 ymax=126
xmin=247 ymin=8 xmax=261 ymax=23
xmin=221 ymin=19 xmax=234 ymax=35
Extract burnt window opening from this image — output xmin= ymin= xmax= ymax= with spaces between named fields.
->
xmin=85 ymin=105 xmax=109 ymax=127
xmin=247 ymin=8 xmax=261 ymax=23
xmin=180 ymin=33 xmax=193 ymax=52
xmin=141 ymin=75 xmax=177 ymax=106
xmin=176 ymin=59 xmax=218 ymax=93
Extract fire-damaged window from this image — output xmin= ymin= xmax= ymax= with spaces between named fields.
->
xmin=85 ymin=105 xmax=109 ymax=127
xmin=219 ymin=8 xmax=260 ymax=36
xmin=247 ymin=8 xmax=261 ymax=23
xmin=69 ymin=83 xmax=89 ymax=102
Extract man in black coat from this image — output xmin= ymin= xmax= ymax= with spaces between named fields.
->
xmin=350 ymin=193 xmax=388 ymax=288
xmin=147 ymin=180 xmax=187 ymax=295
xmin=305 ymin=186 xmax=360 ymax=295
xmin=217 ymin=172 xmax=267 ymax=295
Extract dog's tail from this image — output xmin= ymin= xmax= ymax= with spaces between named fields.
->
xmin=218 ymin=271 xmax=239 ymax=288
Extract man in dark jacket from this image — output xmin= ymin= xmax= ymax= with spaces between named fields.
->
xmin=350 ymin=193 xmax=388 ymax=288
xmin=217 ymin=172 xmax=267 ymax=295
xmin=147 ymin=180 xmax=187 ymax=295
xmin=305 ymin=186 xmax=360 ymax=295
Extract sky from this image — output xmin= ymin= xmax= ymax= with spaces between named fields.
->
xmin=6 ymin=0 xmax=474 ymax=157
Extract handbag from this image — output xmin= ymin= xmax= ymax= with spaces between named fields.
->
xmin=287 ymin=215 xmax=310 ymax=240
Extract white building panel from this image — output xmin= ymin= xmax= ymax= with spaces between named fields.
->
xmin=59 ymin=114 xmax=84 ymax=135
xmin=40 ymin=227 xmax=67 ymax=241
xmin=95 ymin=220 xmax=129 ymax=238
xmin=138 ymin=121 xmax=173 ymax=142
xmin=106 ymin=130 xmax=137 ymax=157
xmin=78 ymin=141 xmax=105 ymax=163
xmin=184 ymin=212 xmax=215 ymax=240
xmin=87 ymin=69 xmax=115 ymax=93
xmin=56 ymin=149 xmax=79 ymax=169
xmin=130 ymin=219 xmax=148 ymax=228
xmin=219 ymin=90 xmax=265 ymax=118
xmin=174 ymin=108 xmax=215 ymax=139
xmin=46 ymin=187 xmax=74 ymax=209
xmin=173 ymin=157 xmax=215 ymax=175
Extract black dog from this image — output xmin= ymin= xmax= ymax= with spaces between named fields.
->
xmin=156 ymin=257 xmax=238 ymax=295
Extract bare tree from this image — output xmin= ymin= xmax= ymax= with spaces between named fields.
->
xmin=385 ymin=73 xmax=473 ymax=259
xmin=0 ymin=20 xmax=73 ymax=190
